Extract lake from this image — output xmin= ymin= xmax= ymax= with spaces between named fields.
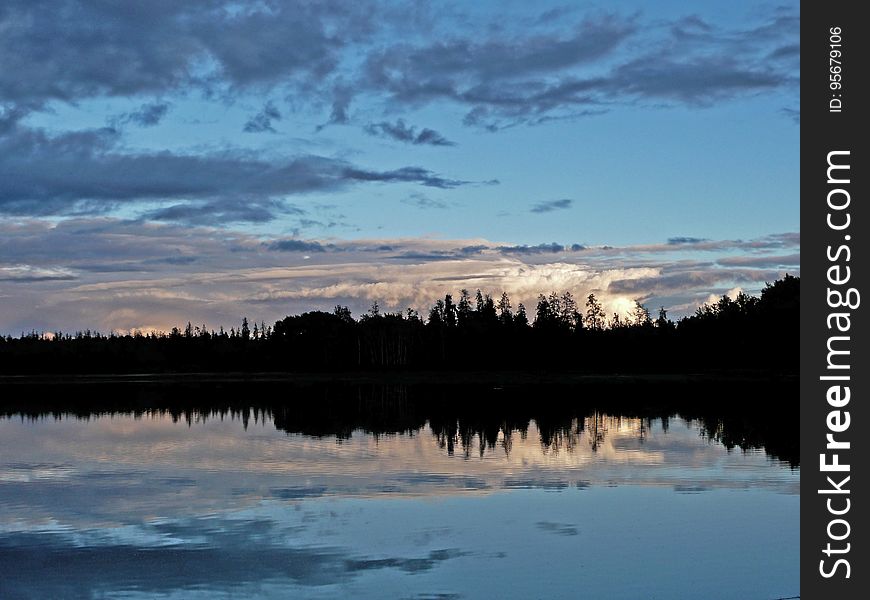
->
xmin=0 ymin=379 xmax=799 ymax=599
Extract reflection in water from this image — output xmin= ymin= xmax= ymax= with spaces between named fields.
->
xmin=0 ymin=381 xmax=799 ymax=599
xmin=1 ymin=378 xmax=800 ymax=466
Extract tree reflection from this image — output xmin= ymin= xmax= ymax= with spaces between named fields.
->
xmin=0 ymin=378 xmax=798 ymax=466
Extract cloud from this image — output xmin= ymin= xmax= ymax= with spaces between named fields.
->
xmin=243 ymin=101 xmax=282 ymax=133
xmin=716 ymin=253 xmax=800 ymax=268
xmin=0 ymin=122 xmax=469 ymax=222
xmin=608 ymin=55 xmax=783 ymax=105
xmin=413 ymin=127 xmax=455 ymax=146
xmin=360 ymin=13 xmax=635 ymax=129
xmin=353 ymin=9 xmax=798 ymax=129
xmin=0 ymin=265 xmax=76 ymax=283
xmin=267 ymin=239 xmax=329 ymax=253
xmin=0 ymin=1 xmax=379 ymax=105
xmin=497 ymin=243 xmax=566 ymax=254
xmin=667 ymin=237 xmax=708 ymax=245
xmin=606 ymin=268 xmax=787 ymax=296
xmin=364 ymin=13 xmax=636 ymax=90
xmin=1 ymin=3 xmax=798 ymax=136
xmin=112 ymin=102 xmax=171 ymax=128
xmin=575 ymin=232 xmax=800 ymax=258
xmin=364 ymin=119 xmax=455 ymax=146
xmin=0 ymin=218 xmax=800 ymax=335
xmin=340 ymin=166 xmax=467 ymax=189
xmin=142 ymin=198 xmax=299 ymax=226
xmin=530 ymin=199 xmax=573 ymax=214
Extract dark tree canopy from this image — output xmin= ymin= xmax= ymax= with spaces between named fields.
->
xmin=0 ymin=277 xmax=798 ymax=375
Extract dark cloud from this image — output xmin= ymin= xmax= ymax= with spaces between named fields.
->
xmin=0 ymin=1 xmax=377 ymax=105
xmin=143 ymin=198 xmax=295 ymax=225
xmin=623 ymin=12 xmax=799 ymax=106
xmin=572 ymin=233 xmax=799 ymax=258
xmin=608 ymin=55 xmax=783 ymax=105
xmin=0 ymin=122 xmax=468 ymax=222
xmin=497 ymin=243 xmax=565 ymax=254
xmin=530 ymin=199 xmax=573 ymax=214
xmin=0 ymin=3 xmax=798 ymax=137
xmin=413 ymin=128 xmax=454 ymax=146
xmin=364 ymin=14 xmax=635 ymax=90
xmin=341 ymin=166 xmax=467 ymax=189
xmin=357 ymin=9 xmax=797 ymax=129
xmin=243 ymin=101 xmax=282 ymax=133
xmin=361 ymin=14 xmax=635 ymax=129
xmin=458 ymin=85 xmax=609 ymax=131
xmin=388 ymin=241 xmax=587 ymax=258
xmin=364 ymin=119 xmax=455 ymax=146
xmin=667 ymin=237 xmax=709 ymax=245
xmin=0 ymin=103 xmax=32 ymax=135
xmin=267 ymin=239 xmax=329 ymax=253
xmin=328 ymin=83 xmax=354 ymax=125
xmin=113 ymin=102 xmax=171 ymax=128
xmin=1 ymin=2 xmax=200 ymax=104
xmin=456 ymin=245 xmax=489 ymax=256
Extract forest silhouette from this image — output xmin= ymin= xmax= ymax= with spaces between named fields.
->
xmin=0 ymin=275 xmax=798 ymax=375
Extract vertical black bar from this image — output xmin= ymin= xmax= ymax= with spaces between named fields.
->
xmin=801 ymin=2 xmax=867 ymax=598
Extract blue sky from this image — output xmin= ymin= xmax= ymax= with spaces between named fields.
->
xmin=0 ymin=0 xmax=799 ymax=333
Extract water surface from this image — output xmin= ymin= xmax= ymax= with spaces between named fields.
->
xmin=0 ymin=381 xmax=799 ymax=599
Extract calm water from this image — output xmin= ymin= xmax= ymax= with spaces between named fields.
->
xmin=0 ymin=382 xmax=799 ymax=599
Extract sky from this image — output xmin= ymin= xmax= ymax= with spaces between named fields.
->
xmin=0 ymin=0 xmax=799 ymax=335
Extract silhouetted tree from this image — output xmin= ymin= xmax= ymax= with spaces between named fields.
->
xmin=443 ymin=294 xmax=457 ymax=328
xmin=559 ymin=291 xmax=582 ymax=331
xmin=333 ymin=305 xmax=354 ymax=324
xmin=428 ymin=299 xmax=445 ymax=327
xmin=515 ymin=303 xmax=529 ymax=328
xmin=457 ymin=289 xmax=472 ymax=324
xmin=497 ymin=292 xmax=513 ymax=325
xmin=534 ymin=294 xmax=556 ymax=330
xmin=585 ymin=294 xmax=605 ymax=331
xmin=632 ymin=301 xmax=651 ymax=327
xmin=656 ymin=307 xmax=673 ymax=330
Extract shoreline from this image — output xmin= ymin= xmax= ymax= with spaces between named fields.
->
xmin=0 ymin=370 xmax=797 ymax=386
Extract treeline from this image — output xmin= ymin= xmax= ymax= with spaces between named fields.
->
xmin=0 ymin=275 xmax=798 ymax=375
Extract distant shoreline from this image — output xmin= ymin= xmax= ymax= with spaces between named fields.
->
xmin=0 ymin=370 xmax=796 ymax=386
